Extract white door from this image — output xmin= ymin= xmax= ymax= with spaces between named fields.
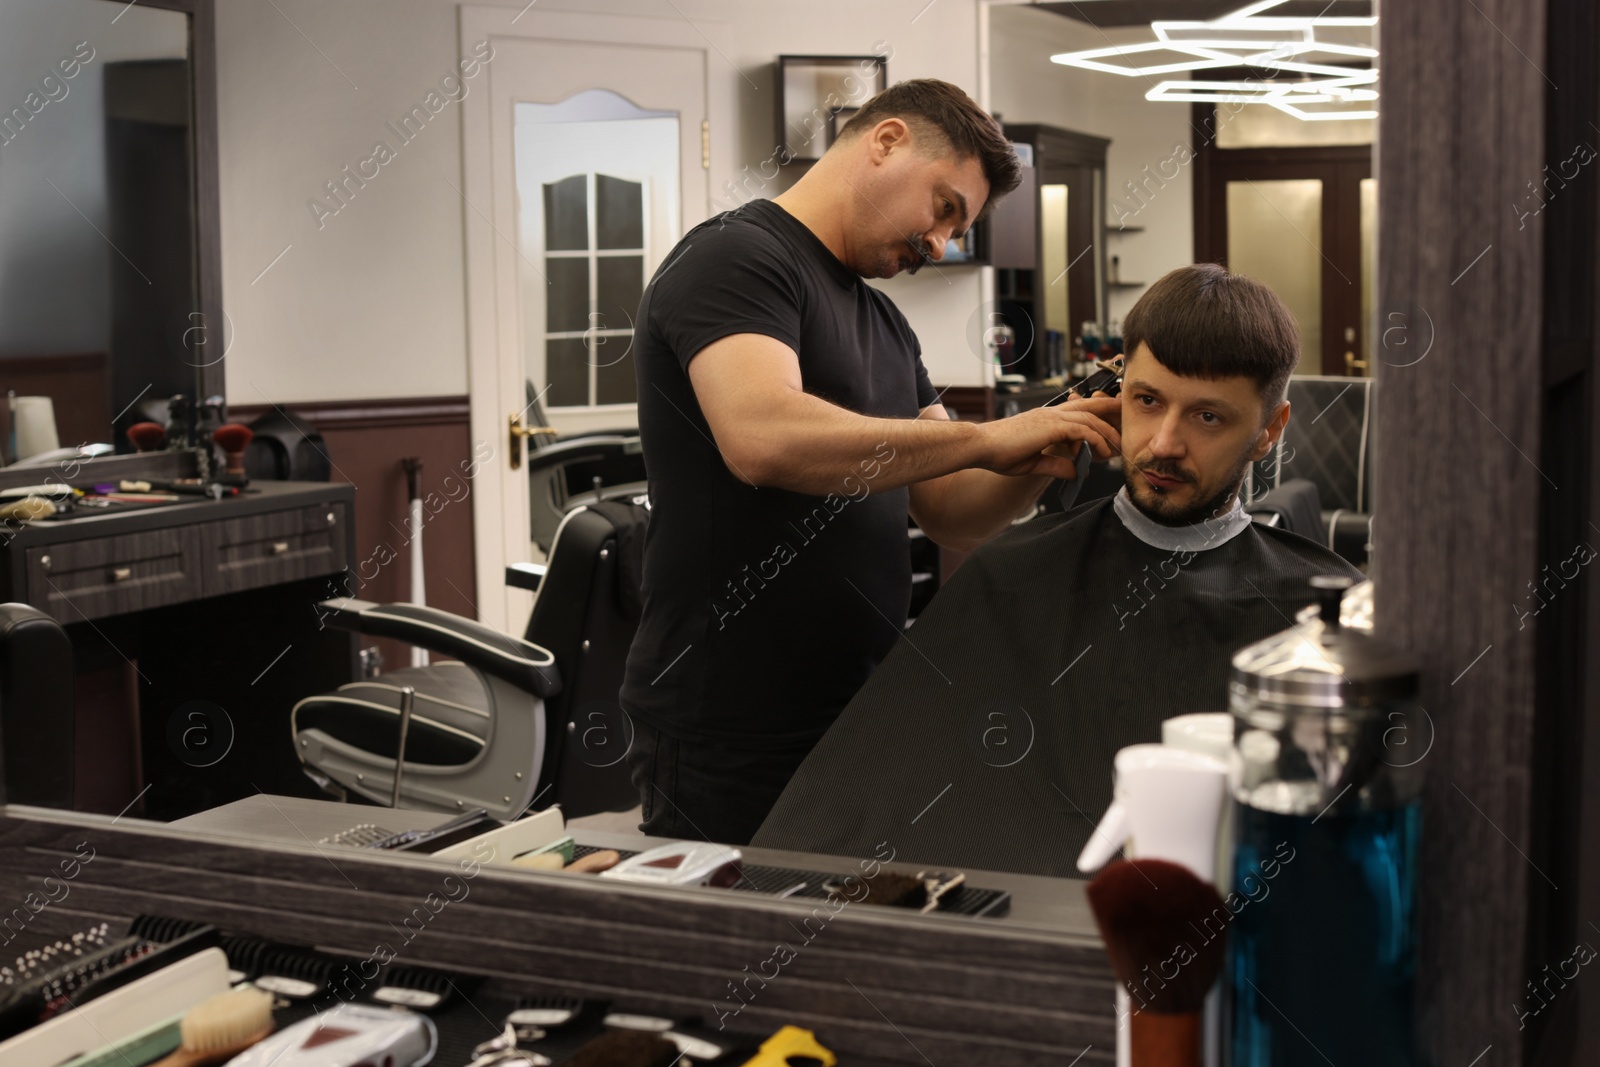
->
xmin=460 ymin=8 xmax=714 ymax=630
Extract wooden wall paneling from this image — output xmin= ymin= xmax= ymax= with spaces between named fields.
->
xmin=0 ymin=810 xmax=1116 ymax=1066
xmin=1376 ymin=0 xmax=1548 ymax=1063
xmin=0 ymin=354 xmax=111 ymax=457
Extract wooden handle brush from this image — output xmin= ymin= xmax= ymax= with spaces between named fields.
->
xmin=1085 ymin=858 xmax=1229 ymax=1067
xmin=212 ymin=423 xmax=254 ymax=476
xmin=148 ymin=985 xmax=274 ymax=1067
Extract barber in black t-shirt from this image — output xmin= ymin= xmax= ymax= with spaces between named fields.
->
xmin=620 ymin=79 xmax=1121 ymax=844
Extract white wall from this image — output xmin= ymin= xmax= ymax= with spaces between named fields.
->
xmin=988 ymin=2 xmax=1195 ymax=325
xmin=212 ymin=0 xmax=995 ymax=406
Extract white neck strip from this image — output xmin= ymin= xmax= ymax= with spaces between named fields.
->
xmin=1112 ymin=487 xmax=1253 ymax=553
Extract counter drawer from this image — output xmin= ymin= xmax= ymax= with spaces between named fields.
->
xmin=24 ymin=527 xmax=203 ymax=624
xmin=205 ymin=502 xmax=349 ymax=598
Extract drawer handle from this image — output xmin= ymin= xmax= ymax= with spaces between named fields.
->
xmin=271 ymin=541 xmax=290 ymax=555
xmin=111 ymin=566 xmax=132 ymax=582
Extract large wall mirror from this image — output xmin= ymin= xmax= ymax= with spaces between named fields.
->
xmin=0 ymin=0 xmax=220 ymax=466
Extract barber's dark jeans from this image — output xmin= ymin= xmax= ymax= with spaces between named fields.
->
xmin=625 ymin=720 xmax=815 ymax=845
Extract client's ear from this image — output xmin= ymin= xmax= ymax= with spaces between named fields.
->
xmin=1249 ymin=400 xmax=1291 ymax=461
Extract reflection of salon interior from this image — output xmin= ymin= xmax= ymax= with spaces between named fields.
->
xmin=0 ymin=1 xmax=1594 ymax=1066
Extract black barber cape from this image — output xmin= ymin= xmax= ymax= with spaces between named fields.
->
xmin=752 ymin=493 xmax=1364 ymax=877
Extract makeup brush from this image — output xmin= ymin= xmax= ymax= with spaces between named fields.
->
xmin=1085 ymin=858 xmax=1229 ymax=1067
xmin=127 ymin=421 xmax=167 ymax=453
xmin=212 ymin=423 xmax=254 ymax=477
xmin=147 ymin=985 xmax=274 ymax=1067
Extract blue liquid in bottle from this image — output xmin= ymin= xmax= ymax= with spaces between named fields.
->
xmin=1228 ymin=801 xmax=1421 ymax=1067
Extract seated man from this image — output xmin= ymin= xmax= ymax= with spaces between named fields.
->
xmin=753 ymin=263 xmax=1364 ymax=877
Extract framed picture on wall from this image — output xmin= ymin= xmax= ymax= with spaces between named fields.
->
xmin=775 ymin=55 xmax=888 ymax=163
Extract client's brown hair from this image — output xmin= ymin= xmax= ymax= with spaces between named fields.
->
xmin=1123 ymin=263 xmax=1300 ymax=420
xmin=837 ymin=79 xmax=1021 ymax=220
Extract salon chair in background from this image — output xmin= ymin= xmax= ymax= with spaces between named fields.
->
xmin=290 ymin=496 xmax=648 ymax=821
xmin=524 ymin=381 xmax=647 ymax=554
xmin=0 ymin=604 xmax=74 ymax=808
xmin=1252 ymin=375 xmax=1375 ymax=566
xmin=244 ymin=408 xmax=333 ymax=481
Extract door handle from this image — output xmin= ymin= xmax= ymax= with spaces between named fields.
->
xmin=1345 ymin=350 xmax=1369 ymax=375
xmin=508 ymin=413 xmax=558 ymax=471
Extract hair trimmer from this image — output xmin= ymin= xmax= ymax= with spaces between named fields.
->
xmin=1047 ymin=357 xmax=1124 ymax=511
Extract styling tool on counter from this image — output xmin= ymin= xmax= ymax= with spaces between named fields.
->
xmin=222 ymin=1003 xmax=437 ymax=1067
xmin=0 ymin=495 xmax=58 ymax=523
xmin=0 ymin=947 xmax=231 ymax=1067
xmin=564 ymin=849 xmax=621 ymax=874
xmin=1226 ymin=575 xmax=1423 ymax=1066
xmin=463 ymin=1022 xmax=551 ymax=1067
xmin=601 ymin=842 xmax=744 ymax=888
xmin=1078 ymin=744 xmax=1229 ymax=1067
xmin=213 ymin=424 xmax=254 ymax=478
xmin=1076 ymin=745 xmax=1228 ymax=879
xmin=0 ymin=923 xmax=221 ymax=1039
xmin=118 ymin=478 xmax=241 ymax=498
xmin=364 ymin=809 xmax=499 ymax=853
xmin=128 ymin=421 xmax=168 ymax=452
xmin=737 ymin=1025 xmax=836 ymax=1067
xmin=1086 ymin=859 xmax=1229 ymax=1067
xmin=433 ymin=806 xmax=564 ymax=867
xmin=146 ymin=986 xmax=274 ymax=1067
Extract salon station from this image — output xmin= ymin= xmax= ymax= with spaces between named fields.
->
xmin=0 ymin=0 xmax=1590 ymax=1065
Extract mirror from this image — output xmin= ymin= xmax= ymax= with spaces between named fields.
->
xmin=0 ymin=0 xmax=1378 ymax=931
xmin=0 ymin=0 xmax=210 ymax=466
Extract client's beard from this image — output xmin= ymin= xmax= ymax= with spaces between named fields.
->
xmin=1124 ymin=445 xmax=1255 ymax=529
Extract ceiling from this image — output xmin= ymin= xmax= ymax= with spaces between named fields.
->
xmin=1031 ymin=0 xmax=1373 ymax=29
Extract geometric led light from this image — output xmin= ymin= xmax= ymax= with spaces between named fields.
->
xmin=1051 ymin=0 xmax=1378 ymax=121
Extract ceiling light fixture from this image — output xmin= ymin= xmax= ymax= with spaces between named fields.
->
xmin=1049 ymin=0 xmax=1378 ymax=122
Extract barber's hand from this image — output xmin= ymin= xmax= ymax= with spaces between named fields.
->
xmin=977 ymin=396 xmax=1121 ymax=480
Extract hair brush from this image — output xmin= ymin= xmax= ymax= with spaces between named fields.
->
xmin=1085 ymin=858 xmax=1229 ymax=1067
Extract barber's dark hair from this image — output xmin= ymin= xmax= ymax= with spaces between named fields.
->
xmin=1123 ymin=263 xmax=1299 ymax=419
xmin=837 ymin=79 xmax=1021 ymax=219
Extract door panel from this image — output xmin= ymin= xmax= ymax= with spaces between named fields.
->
xmin=1226 ymin=178 xmax=1326 ymax=374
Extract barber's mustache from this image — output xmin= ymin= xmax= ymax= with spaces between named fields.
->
xmin=905 ymin=235 xmax=933 ymax=274
xmin=1137 ymin=459 xmax=1195 ymax=484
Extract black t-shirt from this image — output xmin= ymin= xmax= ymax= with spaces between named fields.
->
xmin=620 ymin=199 xmax=939 ymax=749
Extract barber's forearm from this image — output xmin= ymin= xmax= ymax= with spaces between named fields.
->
xmin=720 ymin=393 xmax=988 ymax=495
xmin=914 ymin=469 xmax=1052 ymax=552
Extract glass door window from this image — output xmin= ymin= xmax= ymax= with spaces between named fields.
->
xmin=514 ymin=92 xmax=680 ymax=410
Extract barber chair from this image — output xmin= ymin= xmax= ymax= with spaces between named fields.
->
xmin=0 ymin=604 xmax=74 ymax=808
xmin=1252 ymin=376 xmax=1375 ymax=565
xmin=244 ymin=409 xmax=333 ymax=481
xmin=524 ymin=382 xmax=648 ymax=554
xmin=291 ymin=497 xmax=648 ymax=821
xmin=1244 ymin=477 xmax=1325 ymax=541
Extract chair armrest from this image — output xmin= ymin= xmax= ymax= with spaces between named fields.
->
xmin=524 ymin=435 xmax=641 ymax=476
xmin=312 ymin=598 xmax=560 ymax=698
xmin=506 ymin=563 xmax=547 ymax=592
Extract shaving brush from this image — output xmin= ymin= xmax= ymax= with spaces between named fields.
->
xmin=212 ymin=423 xmax=253 ymax=476
xmin=1086 ymin=858 xmax=1229 ymax=1067
xmin=127 ymin=421 xmax=167 ymax=453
